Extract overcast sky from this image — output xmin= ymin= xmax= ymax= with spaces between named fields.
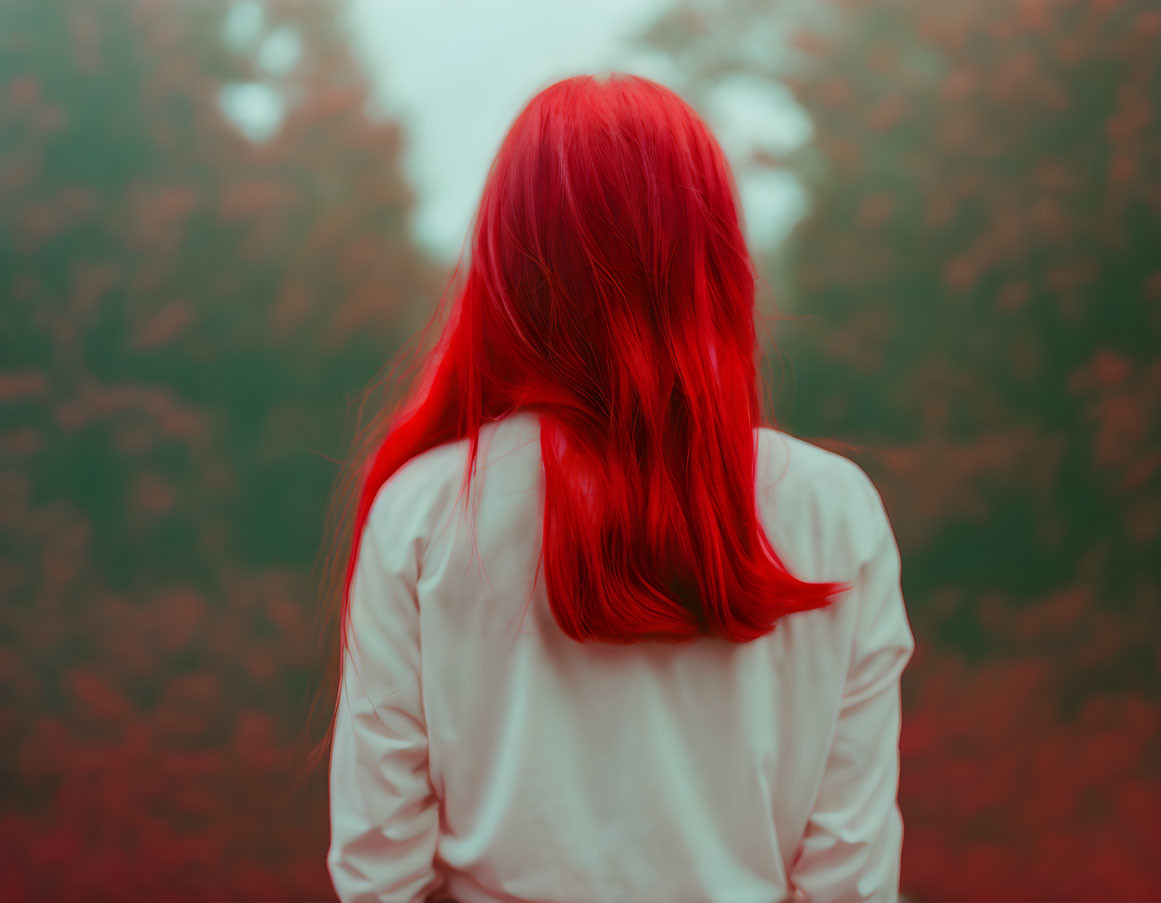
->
xmin=221 ymin=0 xmax=813 ymax=266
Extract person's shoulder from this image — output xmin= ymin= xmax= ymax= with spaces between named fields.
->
xmin=365 ymin=411 xmax=541 ymax=543
xmin=364 ymin=437 xmax=471 ymax=548
xmin=755 ymin=425 xmax=871 ymax=493
xmin=755 ymin=425 xmax=889 ymax=564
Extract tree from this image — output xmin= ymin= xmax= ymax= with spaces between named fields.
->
xmin=0 ymin=0 xmax=443 ymax=898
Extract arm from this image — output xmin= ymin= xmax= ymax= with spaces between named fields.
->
xmin=789 ymin=479 xmax=915 ymax=902
xmin=327 ymin=482 xmax=443 ymax=903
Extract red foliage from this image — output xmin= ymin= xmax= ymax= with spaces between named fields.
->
xmin=643 ymin=0 xmax=1161 ymax=898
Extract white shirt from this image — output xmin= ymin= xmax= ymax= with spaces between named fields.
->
xmin=328 ymin=409 xmax=914 ymax=903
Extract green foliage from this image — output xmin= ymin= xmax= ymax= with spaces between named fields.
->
xmin=0 ymin=1 xmax=442 ymax=897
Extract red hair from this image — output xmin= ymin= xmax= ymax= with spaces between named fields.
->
xmin=303 ymin=73 xmax=850 ymax=768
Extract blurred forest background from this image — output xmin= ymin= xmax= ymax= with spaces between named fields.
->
xmin=1 ymin=1 xmax=1158 ymax=901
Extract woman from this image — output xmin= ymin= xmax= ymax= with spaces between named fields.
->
xmin=315 ymin=73 xmax=914 ymax=903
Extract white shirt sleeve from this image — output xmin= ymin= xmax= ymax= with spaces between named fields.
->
xmin=327 ymin=479 xmax=444 ymax=903
xmin=789 ymin=476 xmax=915 ymax=902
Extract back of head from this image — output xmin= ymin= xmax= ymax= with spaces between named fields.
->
xmin=453 ymin=73 xmax=847 ymax=642
xmin=470 ymin=72 xmax=754 ymax=438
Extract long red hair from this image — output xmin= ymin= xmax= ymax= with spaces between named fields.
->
xmin=303 ymin=73 xmax=850 ymax=770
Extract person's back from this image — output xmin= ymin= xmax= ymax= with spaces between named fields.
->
xmin=328 ymin=410 xmax=914 ymax=902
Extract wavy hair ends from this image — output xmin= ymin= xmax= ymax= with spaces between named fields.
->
xmin=299 ymin=73 xmax=851 ymax=776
